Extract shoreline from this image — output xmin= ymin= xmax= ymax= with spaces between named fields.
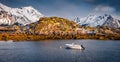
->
xmin=0 ymin=39 xmax=119 ymax=42
xmin=0 ymin=34 xmax=120 ymax=41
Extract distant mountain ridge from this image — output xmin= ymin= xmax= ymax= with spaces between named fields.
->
xmin=74 ymin=14 xmax=120 ymax=28
xmin=0 ymin=3 xmax=120 ymax=28
xmin=0 ymin=3 xmax=43 ymax=25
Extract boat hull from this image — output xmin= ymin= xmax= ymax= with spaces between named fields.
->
xmin=65 ymin=44 xmax=84 ymax=50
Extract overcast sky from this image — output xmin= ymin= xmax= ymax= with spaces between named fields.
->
xmin=0 ymin=0 xmax=120 ymax=19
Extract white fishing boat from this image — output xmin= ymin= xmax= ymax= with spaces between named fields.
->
xmin=65 ymin=43 xmax=85 ymax=50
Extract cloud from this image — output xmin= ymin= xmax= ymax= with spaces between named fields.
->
xmin=93 ymin=5 xmax=116 ymax=13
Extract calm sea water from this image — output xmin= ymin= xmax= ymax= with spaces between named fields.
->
xmin=0 ymin=40 xmax=120 ymax=62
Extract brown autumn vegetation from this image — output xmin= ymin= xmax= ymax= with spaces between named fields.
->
xmin=0 ymin=17 xmax=120 ymax=41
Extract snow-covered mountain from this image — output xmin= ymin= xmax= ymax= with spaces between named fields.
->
xmin=74 ymin=14 xmax=120 ymax=28
xmin=0 ymin=3 xmax=43 ymax=25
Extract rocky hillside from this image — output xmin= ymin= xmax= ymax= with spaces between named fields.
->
xmin=35 ymin=17 xmax=80 ymax=35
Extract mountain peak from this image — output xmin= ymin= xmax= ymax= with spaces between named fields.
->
xmin=0 ymin=3 xmax=43 ymax=26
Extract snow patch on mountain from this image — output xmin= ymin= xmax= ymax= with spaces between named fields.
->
xmin=0 ymin=11 xmax=15 ymax=25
